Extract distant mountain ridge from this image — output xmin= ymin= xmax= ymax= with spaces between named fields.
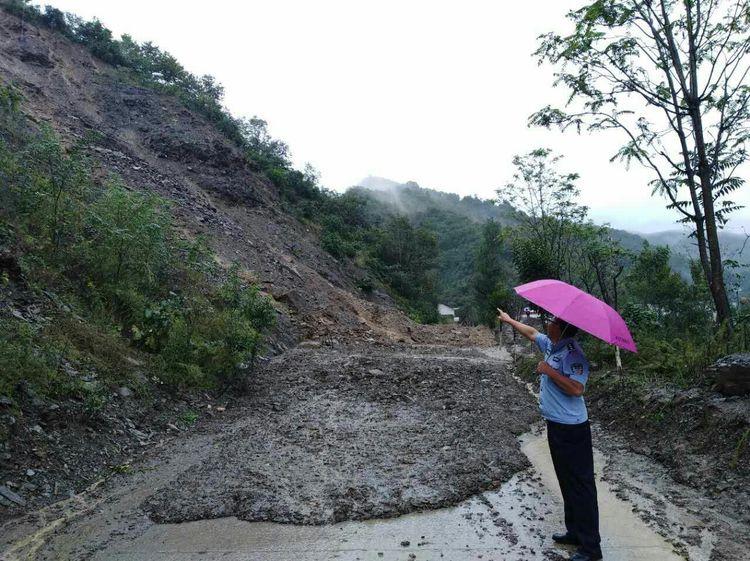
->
xmin=357 ymin=176 xmax=515 ymax=224
xmin=642 ymin=230 xmax=749 ymax=262
xmin=354 ymin=176 xmax=750 ymax=293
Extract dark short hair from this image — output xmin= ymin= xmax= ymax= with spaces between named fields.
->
xmin=553 ymin=317 xmax=579 ymax=338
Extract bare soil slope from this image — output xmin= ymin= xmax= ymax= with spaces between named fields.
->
xmin=0 ymin=9 xmax=480 ymax=348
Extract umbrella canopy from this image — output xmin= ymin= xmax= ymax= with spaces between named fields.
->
xmin=514 ymin=279 xmax=637 ymax=353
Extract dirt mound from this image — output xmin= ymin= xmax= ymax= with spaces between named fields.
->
xmin=144 ymin=344 xmax=536 ymax=524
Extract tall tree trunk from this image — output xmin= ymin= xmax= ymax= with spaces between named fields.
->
xmin=690 ymin=100 xmax=733 ymax=329
xmin=699 ymin=168 xmax=733 ymax=328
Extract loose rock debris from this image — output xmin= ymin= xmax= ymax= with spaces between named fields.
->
xmin=145 ymin=343 xmax=537 ymax=524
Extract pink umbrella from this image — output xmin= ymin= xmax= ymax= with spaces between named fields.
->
xmin=514 ymin=279 xmax=637 ymax=353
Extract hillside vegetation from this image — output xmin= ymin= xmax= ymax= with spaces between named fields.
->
xmin=2 ymin=0 xmax=749 ymax=393
xmin=354 ymin=153 xmax=750 ymax=389
xmin=0 ymin=83 xmax=276 ymax=402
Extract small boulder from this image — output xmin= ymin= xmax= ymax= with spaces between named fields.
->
xmin=29 ymin=425 xmax=45 ymax=436
xmin=117 ymin=387 xmax=133 ymax=398
xmin=673 ymin=387 xmax=702 ymax=405
xmin=0 ymin=485 xmax=26 ymax=506
xmin=18 ymin=48 xmax=55 ymax=68
xmin=705 ymin=354 xmax=750 ymax=396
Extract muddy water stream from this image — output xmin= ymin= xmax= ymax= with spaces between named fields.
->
xmin=92 ymin=428 xmax=693 ymax=561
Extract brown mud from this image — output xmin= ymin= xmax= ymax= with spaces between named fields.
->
xmin=144 ymin=343 xmax=536 ymax=525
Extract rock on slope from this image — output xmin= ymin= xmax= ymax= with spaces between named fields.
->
xmin=0 ymin=8 xmax=486 ymax=347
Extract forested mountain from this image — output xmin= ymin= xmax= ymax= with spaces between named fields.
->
xmin=353 ymin=177 xmax=750 ymax=302
xmin=350 ymin=178 xmax=515 ymax=316
xmin=357 ymin=176 xmax=515 ymax=224
xmin=613 ymin=230 xmax=750 ymax=293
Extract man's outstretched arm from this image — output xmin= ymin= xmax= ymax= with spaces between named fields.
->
xmin=496 ymin=308 xmax=539 ymax=342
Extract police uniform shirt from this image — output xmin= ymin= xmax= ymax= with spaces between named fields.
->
xmin=535 ymin=333 xmax=590 ymax=424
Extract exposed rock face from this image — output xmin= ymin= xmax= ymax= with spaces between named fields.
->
xmin=706 ymin=354 xmax=750 ymax=396
xmin=0 ymin=8 xmax=500 ymax=350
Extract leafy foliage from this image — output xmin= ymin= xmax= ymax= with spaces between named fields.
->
xmin=496 ymin=145 xmax=745 ymax=384
xmin=498 ymin=149 xmax=589 ymax=283
xmin=622 ymin=245 xmax=711 ymax=335
xmin=413 ymin=208 xmax=485 ymax=317
xmin=531 ymin=0 xmax=750 ymax=325
xmin=368 ymin=217 xmax=440 ymax=323
xmin=336 ymin=182 xmax=519 ymax=320
xmin=473 ymin=221 xmax=514 ymax=327
xmin=0 ymin=85 xmax=275 ymax=399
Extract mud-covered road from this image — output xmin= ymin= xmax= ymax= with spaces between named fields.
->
xmin=1 ymin=342 xmax=537 ymax=559
xmin=1 ymin=343 xmax=747 ymax=560
xmin=145 ymin=343 xmax=536 ymax=525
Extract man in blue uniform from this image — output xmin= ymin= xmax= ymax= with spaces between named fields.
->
xmin=497 ymin=308 xmax=602 ymax=561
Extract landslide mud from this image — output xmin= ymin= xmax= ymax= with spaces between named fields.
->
xmin=144 ymin=343 xmax=537 ymax=524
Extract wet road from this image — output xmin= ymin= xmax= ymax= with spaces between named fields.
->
xmin=1 ymin=345 xmax=724 ymax=561
xmin=89 ymin=430 xmax=690 ymax=561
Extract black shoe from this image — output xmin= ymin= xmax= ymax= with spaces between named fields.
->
xmin=552 ymin=532 xmax=581 ymax=546
xmin=569 ymin=549 xmax=603 ymax=561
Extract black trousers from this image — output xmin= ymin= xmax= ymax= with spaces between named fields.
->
xmin=547 ymin=419 xmax=602 ymax=557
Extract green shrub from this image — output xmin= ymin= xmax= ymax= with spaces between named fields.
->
xmin=0 ymin=319 xmax=61 ymax=399
xmin=74 ymin=19 xmax=126 ymax=66
xmin=367 ymin=217 xmax=440 ymax=322
xmin=0 ymin=85 xmax=276 ymax=398
xmin=321 ymin=230 xmax=356 ymax=259
xmin=218 ymin=267 xmax=276 ymax=332
xmin=82 ymin=181 xmax=172 ymax=292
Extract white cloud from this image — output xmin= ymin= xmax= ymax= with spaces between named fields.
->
xmin=44 ymin=0 xmax=750 ymax=233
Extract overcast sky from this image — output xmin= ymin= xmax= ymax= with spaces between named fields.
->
xmin=44 ymin=0 xmax=750 ymax=234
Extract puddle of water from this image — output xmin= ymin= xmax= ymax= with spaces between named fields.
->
xmin=95 ymin=428 xmax=688 ymax=561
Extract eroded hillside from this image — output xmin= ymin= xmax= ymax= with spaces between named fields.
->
xmin=0 ymin=8 xmax=491 ymax=348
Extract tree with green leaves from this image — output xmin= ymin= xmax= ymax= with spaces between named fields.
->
xmin=473 ymin=220 xmax=514 ymax=326
xmin=622 ymin=243 xmax=712 ymax=336
xmin=531 ymin=0 xmax=750 ymax=328
xmin=497 ymin=148 xmax=588 ymax=283
xmin=369 ymin=216 xmax=439 ymax=322
xmin=237 ymin=117 xmax=291 ymax=170
xmin=574 ymin=223 xmax=628 ymax=310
